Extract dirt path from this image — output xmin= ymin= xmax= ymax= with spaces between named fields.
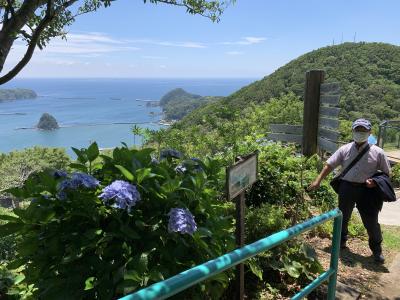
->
xmin=372 ymin=253 xmax=400 ymax=299
xmin=308 ymin=236 xmax=400 ymax=299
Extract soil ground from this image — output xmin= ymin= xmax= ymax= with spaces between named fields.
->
xmin=308 ymin=233 xmax=400 ymax=300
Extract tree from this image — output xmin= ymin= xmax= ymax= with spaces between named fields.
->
xmin=131 ymin=124 xmax=143 ymax=146
xmin=0 ymin=0 xmax=233 ymax=85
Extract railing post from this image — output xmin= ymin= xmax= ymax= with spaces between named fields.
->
xmin=327 ymin=212 xmax=342 ymax=299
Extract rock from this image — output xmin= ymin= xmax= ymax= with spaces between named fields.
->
xmin=37 ymin=113 xmax=59 ymax=130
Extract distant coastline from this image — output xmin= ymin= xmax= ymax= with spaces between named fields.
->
xmin=0 ymin=88 xmax=37 ymax=101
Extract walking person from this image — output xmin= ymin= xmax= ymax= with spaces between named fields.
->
xmin=308 ymin=119 xmax=391 ymax=263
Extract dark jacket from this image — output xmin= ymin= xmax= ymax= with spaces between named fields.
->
xmin=371 ymin=172 xmax=396 ymax=203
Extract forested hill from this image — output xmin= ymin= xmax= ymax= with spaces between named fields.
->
xmin=0 ymin=89 xmax=37 ymax=101
xmin=160 ymin=88 xmax=222 ymax=121
xmin=178 ymin=42 xmax=400 ymax=127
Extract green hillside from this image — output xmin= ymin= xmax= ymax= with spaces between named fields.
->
xmin=178 ymin=42 xmax=400 ymax=127
xmin=160 ymin=88 xmax=222 ymax=120
xmin=0 ymin=88 xmax=37 ymax=101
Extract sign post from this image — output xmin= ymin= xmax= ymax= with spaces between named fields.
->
xmin=226 ymin=152 xmax=258 ymax=300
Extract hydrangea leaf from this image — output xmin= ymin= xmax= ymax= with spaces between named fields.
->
xmin=115 ymin=165 xmax=134 ymax=181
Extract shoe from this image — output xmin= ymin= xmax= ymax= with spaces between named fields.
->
xmin=373 ymin=253 xmax=385 ymax=264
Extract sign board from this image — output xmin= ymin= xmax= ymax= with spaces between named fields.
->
xmin=226 ymin=152 xmax=258 ymax=200
xmin=318 ymin=81 xmax=341 ymax=153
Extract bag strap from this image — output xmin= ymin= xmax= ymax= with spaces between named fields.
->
xmin=339 ymin=143 xmax=370 ymax=178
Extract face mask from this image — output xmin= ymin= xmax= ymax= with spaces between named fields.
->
xmin=353 ymin=131 xmax=369 ymax=143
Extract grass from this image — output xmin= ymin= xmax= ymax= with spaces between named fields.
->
xmin=382 ymin=225 xmax=400 ymax=251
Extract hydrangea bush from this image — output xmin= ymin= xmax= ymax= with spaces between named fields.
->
xmin=0 ymin=143 xmax=235 ymax=299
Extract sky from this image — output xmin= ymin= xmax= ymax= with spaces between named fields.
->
xmin=4 ymin=0 xmax=400 ymax=79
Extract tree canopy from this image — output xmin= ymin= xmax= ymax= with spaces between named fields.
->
xmin=0 ymin=0 xmax=233 ymax=85
xmin=178 ymin=42 xmax=400 ymax=128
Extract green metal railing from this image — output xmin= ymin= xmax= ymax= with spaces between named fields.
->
xmin=120 ymin=208 xmax=343 ymax=300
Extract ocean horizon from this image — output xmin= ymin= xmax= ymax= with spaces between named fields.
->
xmin=0 ymin=78 xmax=255 ymax=156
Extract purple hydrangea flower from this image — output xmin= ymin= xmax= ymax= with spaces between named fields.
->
xmin=168 ymin=208 xmax=197 ymax=235
xmin=160 ymin=149 xmax=183 ymax=160
xmin=99 ymin=180 xmax=141 ymax=212
xmin=56 ymin=172 xmax=99 ymax=200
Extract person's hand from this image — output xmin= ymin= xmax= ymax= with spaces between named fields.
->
xmin=366 ymin=178 xmax=377 ymax=188
xmin=308 ymin=180 xmax=321 ymax=191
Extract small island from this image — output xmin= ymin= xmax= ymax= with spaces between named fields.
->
xmin=0 ymin=88 xmax=37 ymax=101
xmin=37 ymin=113 xmax=59 ymax=130
xmin=159 ymin=88 xmax=222 ymax=121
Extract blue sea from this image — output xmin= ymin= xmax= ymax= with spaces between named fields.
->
xmin=0 ymin=78 xmax=254 ymax=156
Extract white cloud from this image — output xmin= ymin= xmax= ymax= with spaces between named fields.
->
xmin=129 ymin=39 xmax=206 ymax=48
xmin=221 ymin=36 xmax=266 ymax=45
xmin=226 ymin=51 xmax=244 ymax=56
xmin=142 ymin=55 xmax=167 ymax=60
xmin=65 ymin=33 xmax=125 ymax=44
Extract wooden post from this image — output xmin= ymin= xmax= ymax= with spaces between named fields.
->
xmin=302 ymin=70 xmax=325 ymax=156
xmin=226 ymin=152 xmax=257 ymax=300
xmin=235 ymin=192 xmax=245 ymax=300
xmin=377 ymin=124 xmax=383 ymax=147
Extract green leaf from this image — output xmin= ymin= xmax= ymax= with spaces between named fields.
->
xmin=7 ymin=257 xmax=26 ymax=270
xmin=0 ymin=214 xmax=19 ymax=222
xmin=135 ymin=168 xmax=157 ymax=184
xmin=84 ymin=277 xmax=96 ymax=290
xmin=14 ymin=274 xmax=25 ymax=284
xmin=115 ymin=165 xmax=134 ymax=181
xmin=283 ymin=261 xmax=301 ymax=278
xmin=302 ymin=243 xmax=317 ymax=261
xmin=0 ymin=222 xmax=24 ymax=237
xmin=136 ymin=252 xmax=148 ymax=273
xmin=72 ymin=147 xmax=88 ymax=163
xmin=87 ymin=142 xmax=100 ymax=162
xmin=70 ymin=163 xmax=88 ymax=172
xmin=149 ymin=270 xmax=164 ymax=282
xmin=116 ymin=279 xmax=138 ymax=294
xmin=120 ymin=225 xmax=140 ymax=239
xmin=197 ymin=227 xmax=212 ymax=238
xmin=247 ymin=259 xmax=263 ymax=280
xmin=124 ymin=270 xmax=142 ymax=282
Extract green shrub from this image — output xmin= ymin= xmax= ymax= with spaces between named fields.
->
xmin=245 ymin=204 xmax=323 ymax=298
xmin=1 ymin=143 xmax=235 ymax=299
xmin=348 ymin=213 xmax=367 ymax=239
xmin=0 ymin=207 xmax=18 ymax=263
xmin=391 ymin=163 xmax=400 ymax=187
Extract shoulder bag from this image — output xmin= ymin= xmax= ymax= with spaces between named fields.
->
xmin=330 ymin=144 xmax=370 ymax=194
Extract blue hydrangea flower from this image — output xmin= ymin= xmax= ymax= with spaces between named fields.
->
xmin=99 ymin=180 xmax=141 ymax=212
xmin=53 ymin=170 xmax=68 ymax=179
xmin=160 ymin=149 xmax=183 ymax=160
xmin=57 ymin=172 xmax=99 ymax=200
xmin=151 ymin=157 xmax=160 ymax=165
xmin=168 ymin=208 xmax=197 ymax=235
xmin=174 ymin=164 xmax=187 ymax=174
xmin=70 ymin=172 xmax=100 ymax=189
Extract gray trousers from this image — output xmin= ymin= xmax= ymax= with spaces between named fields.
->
xmin=338 ymin=180 xmax=383 ymax=254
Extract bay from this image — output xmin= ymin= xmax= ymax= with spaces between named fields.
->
xmin=0 ymin=78 xmax=253 ymax=155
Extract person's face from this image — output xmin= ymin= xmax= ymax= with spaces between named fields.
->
xmin=353 ymin=126 xmax=370 ymax=133
xmin=352 ymin=126 xmax=371 ymax=144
